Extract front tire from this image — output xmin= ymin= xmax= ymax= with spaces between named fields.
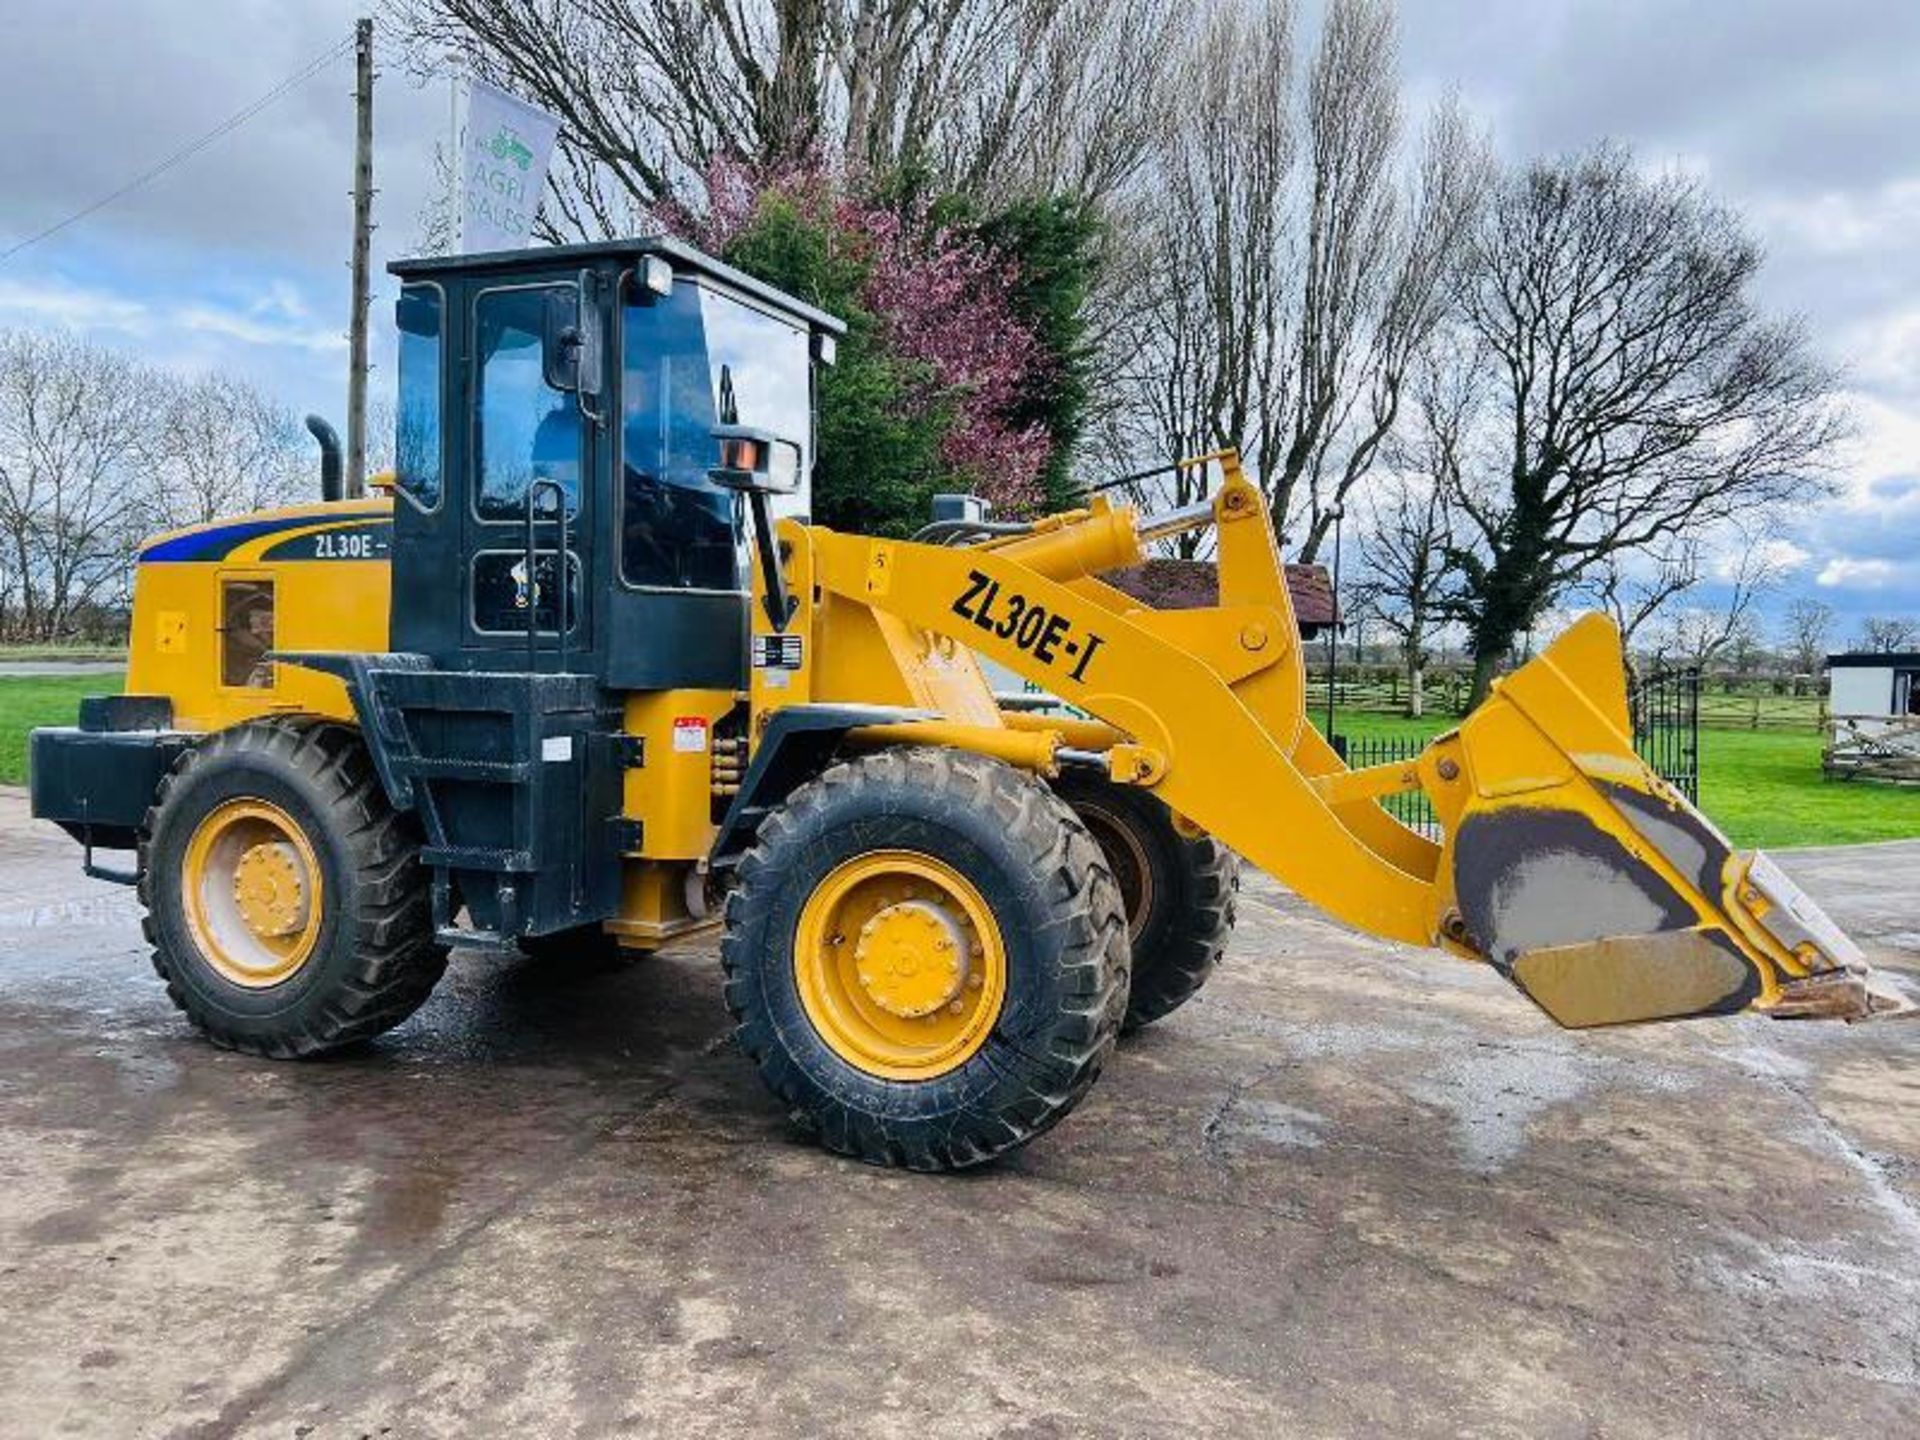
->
xmin=140 ymin=719 xmax=445 ymax=1057
xmin=721 ymin=747 xmax=1129 ymax=1170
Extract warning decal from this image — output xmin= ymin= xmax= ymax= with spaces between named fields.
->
xmin=672 ymin=717 xmax=710 ymax=753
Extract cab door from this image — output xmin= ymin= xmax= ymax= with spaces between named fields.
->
xmin=463 ymin=278 xmax=596 ymax=665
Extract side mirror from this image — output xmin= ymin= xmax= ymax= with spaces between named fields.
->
xmin=711 ymin=424 xmax=803 ymax=632
xmin=542 ymin=275 xmax=603 ymax=398
xmin=708 ymin=424 xmax=803 ymax=496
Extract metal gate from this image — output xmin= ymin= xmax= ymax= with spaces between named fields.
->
xmin=1333 ymin=666 xmax=1701 ymax=831
xmin=1629 ymin=667 xmax=1700 ymax=804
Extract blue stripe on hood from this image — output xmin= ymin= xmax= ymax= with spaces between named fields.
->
xmin=140 ymin=515 xmax=338 ymax=563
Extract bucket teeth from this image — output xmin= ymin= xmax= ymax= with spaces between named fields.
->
xmin=1769 ymin=968 xmax=1917 ymax=1022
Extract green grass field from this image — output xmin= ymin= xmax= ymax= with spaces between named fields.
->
xmin=0 ymin=645 xmax=128 ymax=663
xmin=2 ymin=674 xmax=1913 ymax=849
xmin=1331 ymin=711 xmax=1918 ymax=849
xmin=0 ymin=673 xmax=124 ymax=787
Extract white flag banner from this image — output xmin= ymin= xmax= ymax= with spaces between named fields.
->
xmin=460 ymin=79 xmax=561 ymax=252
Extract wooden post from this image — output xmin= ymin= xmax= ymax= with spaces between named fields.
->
xmin=345 ymin=17 xmax=375 ymax=497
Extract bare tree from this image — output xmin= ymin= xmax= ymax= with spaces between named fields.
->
xmin=1106 ymin=0 xmax=1487 ymax=557
xmin=0 ymin=331 xmax=149 ymax=642
xmin=1360 ymin=352 xmax=1470 ymax=715
xmin=143 ymin=374 xmax=309 ymax=532
xmin=1641 ymin=537 xmax=1781 ymax=673
xmin=1444 ymin=144 xmax=1847 ymax=705
xmin=1099 ymin=0 xmax=1294 ymax=546
xmin=1780 ymin=596 xmax=1835 ymax=677
xmin=1288 ymin=66 xmax=1489 ymax=559
xmin=1580 ymin=519 xmax=1782 ymax=686
xmin=1581 ymin=542 xmax=1700 ymax=678
xmin=1853 ymin=616 xmax=1918 ymax=653
xmin=386 ymin=0 xmax=1182 ymax=243
xmin=1359 ymin=474 xmax=1452 ymax=716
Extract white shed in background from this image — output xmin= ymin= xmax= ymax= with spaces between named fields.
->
xmin=1827 ymin=652 xmax=1920 ymax=730
xmin=1824 ymin=652 xmax=1920 ymax=780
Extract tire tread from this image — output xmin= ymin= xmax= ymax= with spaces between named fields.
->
xmin=720 ymin=746 xmax=1128 ymax=1170
xmin=139 ymin=717 xmax=444 ymax=1058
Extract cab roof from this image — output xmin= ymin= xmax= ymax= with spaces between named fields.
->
xmin=389 ymin=235 xmax=847 ymax=335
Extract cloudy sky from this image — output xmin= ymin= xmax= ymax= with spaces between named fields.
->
xmin=3 ymin=1 xmax=1917 ymax=643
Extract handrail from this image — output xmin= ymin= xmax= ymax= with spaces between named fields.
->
xmin=523 ymin=477 xmax=570 ymax=676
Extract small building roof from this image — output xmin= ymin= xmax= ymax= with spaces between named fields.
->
xmin=1104 ymin=558 xmax=1337 ymax=634
xmin=1826 ymin=652 xmax=1920 ymax=669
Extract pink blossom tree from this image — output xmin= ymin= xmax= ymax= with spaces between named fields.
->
xmin=663 ymin=157 xmax=1051 ymax=515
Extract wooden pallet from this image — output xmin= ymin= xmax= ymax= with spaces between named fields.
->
xmin=1823 ymin=715 xmax=1920 ymax=782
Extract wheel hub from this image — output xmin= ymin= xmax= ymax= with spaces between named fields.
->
xmin=231 ymin=841 xmax=309 ymax=939
xmin=793 ymin=851 xmax=1008 ymax=1080
xmin=853 ymin=899 xmax=971 ymax=1018
xmin=182 ymin=798 xmax=324 ymax=989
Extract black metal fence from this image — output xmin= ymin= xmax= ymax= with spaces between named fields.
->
xmin=1332 ymin=667 xmax=1702 ymax=833
xmin=1334 ymin=733 xmax=1443 ymax=830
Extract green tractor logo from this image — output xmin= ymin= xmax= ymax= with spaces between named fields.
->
xmin=487 ymin=126 xmax=534 ymax=172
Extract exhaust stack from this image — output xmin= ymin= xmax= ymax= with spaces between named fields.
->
xmin=304 ymin=414 xmax=351 ymax=501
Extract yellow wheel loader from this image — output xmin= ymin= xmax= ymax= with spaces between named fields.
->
xmin=28 ymin=238 xmax=1907 ymax=1170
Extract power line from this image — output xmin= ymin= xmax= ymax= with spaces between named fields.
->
xmin=0 ymin=35 xmax=356 ymax=265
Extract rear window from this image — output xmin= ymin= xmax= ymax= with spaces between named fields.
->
xmin=395 ymin=286 xmax=443 ymax=510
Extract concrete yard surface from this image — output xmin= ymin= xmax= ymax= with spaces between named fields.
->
xmin=1 ymin=789 xmax=1917 ymax=1438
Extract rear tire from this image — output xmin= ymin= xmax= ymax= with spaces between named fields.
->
xmin=721 ymin=746 xmax=1129 ymax=1170
xmin=140 ymin=719 xmax=445 ymax=1057
xmin=1051 ymin=772 xmax=1238 ymax=1031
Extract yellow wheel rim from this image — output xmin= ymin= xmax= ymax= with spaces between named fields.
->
xmin=182 ymin=798 xmax=324 ymax=988
xmin=794 ymin=850 xmax=1008 ymax=1080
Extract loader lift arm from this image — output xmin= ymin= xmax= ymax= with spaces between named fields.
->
xmin=757 ymin=452 xmax=1907 ymax=1028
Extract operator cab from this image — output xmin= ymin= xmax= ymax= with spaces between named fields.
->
xmin=387 ymin=238 xmax=843 ymax=686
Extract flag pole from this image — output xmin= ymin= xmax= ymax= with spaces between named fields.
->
xmin=445 ymin=49 xmax=463 ymax=251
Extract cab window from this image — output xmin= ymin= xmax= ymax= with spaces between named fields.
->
xmin=394 ymin=286 xmax=442 ymax=509
xmin=620 ymin=282 xmax=810 ymax=591
xmin=474 ymin=285 xmax=582 ymax=521
xmin=221 ymin=580 xmax=275 ymax=688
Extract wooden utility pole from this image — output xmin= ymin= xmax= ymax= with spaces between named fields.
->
xmin=345 ymin=16 xmax=375 ymax=497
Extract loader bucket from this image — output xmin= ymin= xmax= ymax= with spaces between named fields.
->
xmin=1431 ymin=616 xmax=1907 ymax=1027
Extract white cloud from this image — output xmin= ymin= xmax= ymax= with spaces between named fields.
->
xmin=1761 ymin=538 xmax=1811 ymax=573
xmin=1816 ymin=557 xmax=1896 ymax=589
xmin=1713 ymin=537 xmax=1809 ymax=581
xmin=1746 ymin=178 xmax=1920 ymax=258
xmin=0 ymin=276 xmax=151 ymax=335
xmin=1821 ymin=392 xmax=1920 ymax=508
xmin=1836 ymin=303 xmax=1920 ymax=400
xmin=0 ymin=272 xmax=342 ymax=357
xmin=175 ymin=301 xmax=342 ymax=354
